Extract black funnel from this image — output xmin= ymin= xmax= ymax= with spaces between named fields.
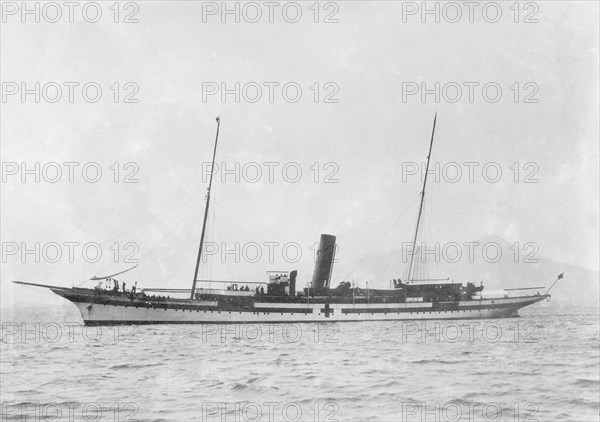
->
xmin=311 ymin=234 xmax=337 ymax=289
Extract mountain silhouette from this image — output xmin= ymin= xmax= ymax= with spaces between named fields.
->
xmin=338 ymin=235 xmax=598 ymax=305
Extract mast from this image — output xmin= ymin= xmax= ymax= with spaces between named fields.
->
xmin=190 ymin=116 xmax=221 ymax=300
xmin=406 ymin=113 xmax=437 ymax=284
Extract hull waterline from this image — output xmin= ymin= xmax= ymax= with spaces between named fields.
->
xmin=53 ymin=289 xmax=548 ymax=325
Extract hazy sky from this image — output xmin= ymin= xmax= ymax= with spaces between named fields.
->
xmin=2 ymin=1 xmax=598 ymax=308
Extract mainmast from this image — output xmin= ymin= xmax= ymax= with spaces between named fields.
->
xmin=190 ymin=116 xmax=221 ymax=300
xmin=406 ymin=113 xmax=437 ymax=284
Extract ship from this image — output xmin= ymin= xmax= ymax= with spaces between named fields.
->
xmin=14 ymin=115 xmax=561 ymax=325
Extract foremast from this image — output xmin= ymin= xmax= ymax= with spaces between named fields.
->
xmin=406 ymin=113 xmax=437 ymax=284
xmin=190 ymin=116 xmax=221 ymax=300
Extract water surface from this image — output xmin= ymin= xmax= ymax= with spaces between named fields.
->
xmin=1 ymin=302 xmax=598 ymax=421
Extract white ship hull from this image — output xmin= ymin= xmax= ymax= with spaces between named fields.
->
xmin=71 ymin=295 xmax=546 ymax=325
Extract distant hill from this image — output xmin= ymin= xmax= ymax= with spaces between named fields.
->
xmin=3 ymin=235 xmax=597 ymax=316
xmin=338 ymin=235 xmax=599 ymax=306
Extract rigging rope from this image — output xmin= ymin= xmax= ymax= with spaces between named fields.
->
xmin=342 ymin=193 xmax=421 ymax=281
xmin=173 ymin=201 xmax=204 ymax=281
xmin=75 ymin=199 xmax=203 ymax=288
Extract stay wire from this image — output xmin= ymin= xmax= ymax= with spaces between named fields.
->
xmin=342 ymin=193 xmax=421 ymax=281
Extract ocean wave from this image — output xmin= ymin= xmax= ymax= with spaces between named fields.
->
xmin=109 ymin=362 xmax=165 ymax=370
xmin=572 ymin=378 xmax=600 ymax=388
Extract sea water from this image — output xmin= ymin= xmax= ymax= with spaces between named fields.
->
xmin=1 ymin=302 xmax=598 ymax=421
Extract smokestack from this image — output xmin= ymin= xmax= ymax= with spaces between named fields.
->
xmin=311 ymin=234 xmax=337 ymax=289
xmin=289 ymin=270 xmax=297 ymax=295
